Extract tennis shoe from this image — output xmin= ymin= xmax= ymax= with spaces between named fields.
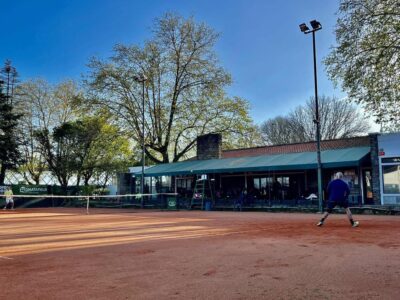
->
xmin=316 ymin=221 xmax=323 ymax=227
xmin=352 ymin=221 xmax=359 ymax=228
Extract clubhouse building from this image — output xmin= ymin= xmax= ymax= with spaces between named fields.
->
xmin=122 ymin=132 xmax=400 ymax=207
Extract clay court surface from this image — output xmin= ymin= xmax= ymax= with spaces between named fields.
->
xmin=1 ymin=209 xmax=399 ymax=300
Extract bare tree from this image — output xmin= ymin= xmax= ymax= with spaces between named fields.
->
xmin=260 ymin=117 xmax=302 ymax=145
xmin=261 ymin=96 xmax=370 ymax=145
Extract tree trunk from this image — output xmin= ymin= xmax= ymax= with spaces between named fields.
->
xmin=161 ymin=150 xmax=169 ymax=163
xmin=101 ymin=173 xmax=109 ymax=190
xmin=76 ymin=174 xmax=81 ymax=187
xmin=0 ymin=165 xmax=5 ymax=185
xmin=61 ymin=184 xmax=68 ymax=195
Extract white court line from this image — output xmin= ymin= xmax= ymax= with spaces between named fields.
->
xmin=0 ymin=256 xmax=14 ymax=260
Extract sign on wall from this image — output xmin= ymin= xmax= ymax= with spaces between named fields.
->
xmin=15 ymin=185 xmax=48 ymax=195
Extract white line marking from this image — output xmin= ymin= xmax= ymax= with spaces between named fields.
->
xmin=0 ymin=256 xmax=14 ymax=260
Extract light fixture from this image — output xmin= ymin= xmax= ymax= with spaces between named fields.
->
xmin=299 ymin=23 xmax=310 ymax=33
xmin=310 ymin=20 xmax=321 ymax=30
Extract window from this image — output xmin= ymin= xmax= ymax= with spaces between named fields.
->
xmin=260 ymin=178 xmax=267 ymax=189
xmin=277 ymin=176 xmax=289 ymax=188
xmin=252 ymin=177 xmax=273 ymax=197
xmin=253 ymin=178 xmax=260 ymax=190
xmin=176 ymin=178 xmax=192 ymax=190
xmin=382 ymin=165 xmax=400 ymax=194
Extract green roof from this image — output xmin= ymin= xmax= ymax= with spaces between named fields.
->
xmin=140 ymin=147 xmax=370 ymax=177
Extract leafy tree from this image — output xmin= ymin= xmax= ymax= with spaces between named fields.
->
xmin=35 ymin=114 xmax=133 ymax=190
xmin=325 ymin=0 xmax=400 ymax=128
xmin=261 ymin=96 xmax=370 ymax=145
xmin=35 ymin=124 xmax=80 ymax=190
xmin=88 ymin=13 xmax=258 ymax=163
xmin=0 ymin=61 xmax=22 ymax=184
xmin=73 ymin=115 xmax=133 ymax=187
xmin=221 ymin=98 xmax=264 ymax=149
xmin=14 ymin=79 xmax=81 ymax=184
xmin=17 ymin=79 xmax=132 ymax=188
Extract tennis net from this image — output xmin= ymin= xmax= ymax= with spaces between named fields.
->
xmin=0 ymin=193 xmax=179 ymax=214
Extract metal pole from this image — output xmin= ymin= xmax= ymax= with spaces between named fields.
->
xmin=312 ymin=31 xmax=323 ymax=212
xmin=86 ymin=196 xmax=90 ymax=215
xmin=359 ymin=166 xmax=364 ymax=205
xmin=141 ymin=79 xmax=145 ymax=208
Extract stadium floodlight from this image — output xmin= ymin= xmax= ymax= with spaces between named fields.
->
xmin=299 ymin=20 xmax=322 ymax=35
xmin=310 ymin=20 xmax=321 ymax=30
xmin=299 ymin=23 xmax=310 ymax=33
xmin=133 ymin=74 xmax=148 ymax=208
xmin=299 ymin=20 xmax=323 ymax=213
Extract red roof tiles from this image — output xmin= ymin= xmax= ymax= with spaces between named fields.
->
xmin=222 ymin=136 xmax=370 ymax=158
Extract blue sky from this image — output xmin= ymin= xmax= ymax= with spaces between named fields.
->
xmin=1 ymin=0 xmax=346 ymax=124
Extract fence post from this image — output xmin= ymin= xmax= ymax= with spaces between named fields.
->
xmin=86 ymin=196 xmax=90 ymax=214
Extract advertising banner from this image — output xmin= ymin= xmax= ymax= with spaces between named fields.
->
xmin=14 ymin=185 xmax=49 ymax=195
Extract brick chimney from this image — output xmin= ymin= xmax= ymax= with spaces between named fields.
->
xmin=196 ymin=133 xmax=222 ymax=160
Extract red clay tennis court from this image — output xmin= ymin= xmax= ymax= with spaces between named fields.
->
xmin=1 ymin=208 xmax=399 ymax=299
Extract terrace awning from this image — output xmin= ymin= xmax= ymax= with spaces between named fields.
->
xmin=139 ymin=147 xmax=370 ymax=177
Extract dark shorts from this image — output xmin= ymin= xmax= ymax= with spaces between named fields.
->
xmin=327 ymin=200 xmax=349 ymax=212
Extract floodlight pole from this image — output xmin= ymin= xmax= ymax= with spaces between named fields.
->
xmin=141 ymin=78 xmax=145 ymax=208
xmin=312 ymin=30 xmax=323 ymax=213
xmin=300 ymin=20 xmax=323 ymax=212
xmin=134 ymin=74 xmax=147 ymax=208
